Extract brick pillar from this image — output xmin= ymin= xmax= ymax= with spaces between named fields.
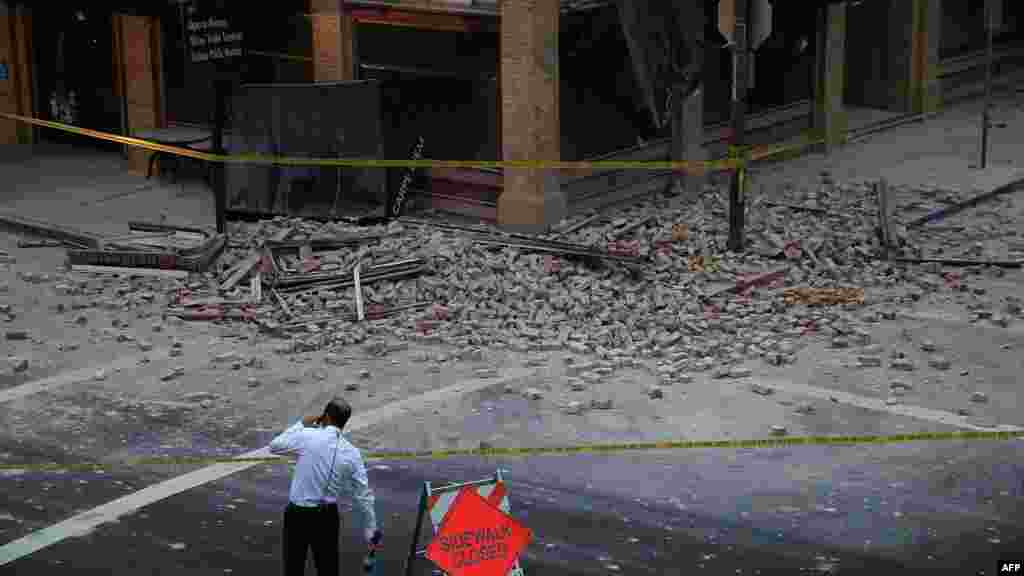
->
xmin=311 ymin=0 xmax=354 ymax=81
xmin=498 ymin=0 xmax=565 ymax=231
xmin=909 ymin=0 xmax=942 ymax=114
xmin=0 ymin=1 xmax=34 ymax=146
xmin=116 ymin=13 xmax=164 ymax=174
xmin=813 ymin=2 xmax=847 ymax=153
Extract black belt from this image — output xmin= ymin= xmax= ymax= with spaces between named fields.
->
xmin=287 ymin=502 xmax=338 ymax=511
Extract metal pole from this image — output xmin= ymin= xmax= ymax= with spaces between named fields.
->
xmin=213 ymin=76 xmax=228 ymax=234
xmin=980 ymin=0 xmax=995 ymax=169
xmin=728 ymin=0 xmax=749 ymax=252
xmin=403 ymin=483 xmax=430 ymax=576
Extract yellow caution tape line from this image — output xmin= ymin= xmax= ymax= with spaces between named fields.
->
xmin=0 ymin=112 xmax=812 ymax=172
xmin=1 ymin=430 xmax=1021 ymax=472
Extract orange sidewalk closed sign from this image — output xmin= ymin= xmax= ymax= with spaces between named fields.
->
xmin=425 ymin=488 xmax=532 ymax=576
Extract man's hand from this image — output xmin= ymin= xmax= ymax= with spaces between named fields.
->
xmin=365 ymin=529 xmax=383 ymax=550
xmin=302 ymin=414 xmax=321 ymax=427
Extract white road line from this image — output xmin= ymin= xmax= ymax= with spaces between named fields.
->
xmin=0 ymin=367 xmax=533 ymax=566
xmin=0 ymin=339 xmax=219 ymax=405
xmin=757 ymin=377 xmax=1024 ymax=433
xmin=0 ymin=351 xmax=171 ymax=405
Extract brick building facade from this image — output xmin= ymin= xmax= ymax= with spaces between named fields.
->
xmin=1 ymin=0 xmax=1021 ymax=226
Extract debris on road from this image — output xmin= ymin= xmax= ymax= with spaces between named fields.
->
xmin=17 ymin=239 xmax=67 ymax=248
xmin=67 ymin=222 xmax=226 ymax=273
xmin=784 ymin=287 xmax=865 ymax=306
xmin=70 ymin=264 xmax=190 ymax=279
xmin=8 ymin=356 xmax=29 ymax=372
xmin=0 ymin=210 xmax=102 ymax=248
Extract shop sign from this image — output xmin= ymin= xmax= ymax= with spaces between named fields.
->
xmin=185 ymin=0 xmax=245 ymax=64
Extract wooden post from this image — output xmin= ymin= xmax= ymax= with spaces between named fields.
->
xmin=813 ymin=1 xmax=847 ymax=154
xmin=117 ymin=13 xmax=164 ymax=175
xmin=909 ymin=0 xmax=942 ymax=114
xmin=498 ymin=0 xmax=564 ymax=231
xmin=311 ymin=0 xmax=354 ymax=82
xmin=0 ymin=2 xmax=35 ymax=147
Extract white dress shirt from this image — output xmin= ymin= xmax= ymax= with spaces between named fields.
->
xmin=269 ymin=421 xmax=378 ymax=539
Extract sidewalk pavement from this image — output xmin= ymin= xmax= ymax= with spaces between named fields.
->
xmin=0 ymin=142 xmax=215 ymax=238
xmin=747 ymin=93 xmax=1024 ymax=199
xmin=1 ymin=92 xmax=1022 ymax=237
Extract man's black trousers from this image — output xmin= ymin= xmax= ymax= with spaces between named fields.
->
xmin=282 ymin=502 xmax=340 ymax=576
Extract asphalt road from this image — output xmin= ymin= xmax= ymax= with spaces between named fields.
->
xmin=2 ymin=431 xmax=1022 ymax=576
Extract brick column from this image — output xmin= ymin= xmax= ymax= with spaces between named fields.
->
xmin=498 ymin=0 xmax=565 ymax=231
xmin=116 ymin=13 xmax=164 ymax=174
xmin=813 ymin=2 xmax=847 ymax=153
xmin=311 ymin=0 xmax=354 ymax=81
xmin=0 ymin=1 xmax=34 ymax=146
xmin=909 ymin=0 xmax=942 ymax=114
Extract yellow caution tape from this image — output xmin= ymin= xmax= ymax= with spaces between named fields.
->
xmin=0 ymin=112 xmax=812 ymax=173
xmin=1 ymin=430 xmax=1021 ymax=473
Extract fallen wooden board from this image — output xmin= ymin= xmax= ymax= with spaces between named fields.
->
xmin=906 ymin=178 xmax=1024 ymax=227
xmin=892 ymin=257 xmax=1022 ymax=269
xmin=613 ymin=215 xmax=656 ymax=239
xmin=265 ymin=234 xmax=384 ymax=251
xmin=67 ymin=234 xmax=226 ymax=273
xmin=271 ymin=288 xmax=293 ymax=317
xmin=762 ymin=200 xmax=851 ymax=218
xmin=353 ymin=262 xmax=365 ymax=322
xmin=270 ymin=227 xmax=294 ymax=242
xmin=877 ymin=179 xmax=895 ymax=258
xmin=251 ymin=273 xmax=262 ymax=303
xmin=699 ymin=266 xmax=790 ymax=299
xmin=555 ymin=213 xmax=603 ymax=237
xmin=17 ymin=239 xmax=70 ymax=248
xmin=70 ymin=264 xmax=190 ymax=279
xmin=0 ymin=211 xmax=103 ymax=248
xmin=220 ymin=252 xmax=262 ymax=291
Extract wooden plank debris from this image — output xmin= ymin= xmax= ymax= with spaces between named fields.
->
xmin=220 ymin=252 xmax=262 ymax=291
xmin=876 ymin=179 xmax=896 ymax=258
xmin=613 ymin=215 xmax=656 ymax=239
xmin=353 ymin=262 xmax=365 ymax=322
xmin=554 ymin=213 xmax=603 ymax=237
xmin=70 ymin=264 xmax=190 ymax=279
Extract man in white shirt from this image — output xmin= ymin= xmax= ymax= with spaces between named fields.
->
xmin=269 ymin=398 xmax=381 ymax=576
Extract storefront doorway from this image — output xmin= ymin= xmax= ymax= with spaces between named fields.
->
xmin=32 ymin=7 xmax=121 ymax=151
xmin=843 ymin=0 xmax=909 ymax=129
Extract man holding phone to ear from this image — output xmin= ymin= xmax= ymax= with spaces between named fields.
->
xmin=270 ymin=397 xmax=382 ymax=576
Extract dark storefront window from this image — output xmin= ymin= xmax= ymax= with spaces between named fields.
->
xmin=161 ymin=2 xmax=312 ymax=126
xmin=704 ymin=11 xmax=731 ymax=127
xmin=941 ymin=0 xmax=987 ymax=59
xmin=707 ymin=0 xmax=816 ymax=121
xmin=747 ymin=0 xmax=816 ymax=114
xmin=356 ymin=22 xmax=499 ymax=161
xmin=561 ymin=5 xmax=657 ymax=160
xmin=941 ymin=0 xmax=1022 ymax=60
xmin=32 ymin=8 xmax=120 ymax=148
